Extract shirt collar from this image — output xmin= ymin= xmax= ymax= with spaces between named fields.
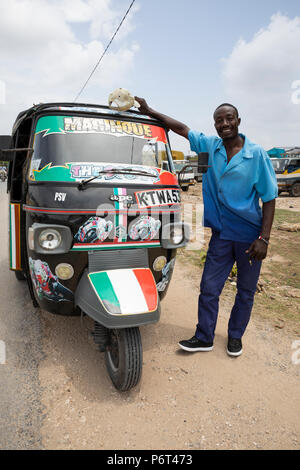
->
xmin=216 ymin=134 xmax=253 ymax=159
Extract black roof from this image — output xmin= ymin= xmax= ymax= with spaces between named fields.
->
xmin=12 ymin=102 xmax=161 ymax=135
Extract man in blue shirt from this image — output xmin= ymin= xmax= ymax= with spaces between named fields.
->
xmin=135 ymin=98 xmax=277 ymax=356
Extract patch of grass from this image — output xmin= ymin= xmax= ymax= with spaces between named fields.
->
xmin=273 ymin=209 xmax=300 ymax=226
xmin=177 ymin=248 xmax=207 ymax=268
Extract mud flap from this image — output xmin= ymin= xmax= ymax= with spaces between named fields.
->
xmin=75 ymin=268 xmax=160 ymax=329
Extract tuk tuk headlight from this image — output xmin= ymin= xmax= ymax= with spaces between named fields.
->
xmin=161 ymin=222 xmax=190 ymax=249
xmin=39 ymin=229 xmax=62 ymax=250
xmin=28 ymin=224 xmax=73 ymax=254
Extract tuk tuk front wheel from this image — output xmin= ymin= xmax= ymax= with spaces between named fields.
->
xmin=105 ymin=327 xmax=142 ymax=391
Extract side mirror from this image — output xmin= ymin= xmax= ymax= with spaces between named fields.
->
xmin=197 ymin=152 xmax=209 ymax=174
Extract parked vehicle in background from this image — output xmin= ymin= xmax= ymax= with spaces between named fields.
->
xmin=0 ymin=166 xmax=7 ymax=181
xmin=277 ymin=174 xmax=300 ymax=197
xmin=271 ymin=157 xmax=300 ymax=175
xmin=173 ymin=160 xmax=195 ymax=192
xmin=162 ymin=158 xmax=195 ymax=192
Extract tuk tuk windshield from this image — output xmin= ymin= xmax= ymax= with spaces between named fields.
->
xmin=29 ymin=115 xmax=174 ymax=182
xmin=271 ymin=158 xmax=289 ymax=173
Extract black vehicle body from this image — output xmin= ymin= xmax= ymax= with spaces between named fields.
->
xmin=2 ymin=102 xmax=191 ymax=390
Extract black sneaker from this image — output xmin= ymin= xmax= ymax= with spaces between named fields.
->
xmin=178 ymin=336 xmax=213 ymax=352
xmin=227 ymin=337 xmax=243 ymax=357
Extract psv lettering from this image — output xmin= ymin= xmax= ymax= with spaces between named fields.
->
xmin=54 ymin=192 xmax=66 ymax=202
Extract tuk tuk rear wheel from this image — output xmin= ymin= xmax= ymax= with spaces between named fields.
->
xmin=105 ymin=327 xmax=142 ymax=391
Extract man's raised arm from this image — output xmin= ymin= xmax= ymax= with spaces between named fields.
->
xmin=135 ymin=97 xmax=190 ymax=139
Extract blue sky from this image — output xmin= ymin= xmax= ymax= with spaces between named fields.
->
xmin=0 ymin=0 xmax=299 ymax=152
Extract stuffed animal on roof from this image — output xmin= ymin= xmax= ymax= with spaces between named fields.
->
xmin=108 ymin=88 xmax=140 ymax=111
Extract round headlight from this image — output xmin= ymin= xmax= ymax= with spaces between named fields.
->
xmin=153 ymin=256 xmax=167 ymax=272
xmin=170 ymin=226 xmax=183 ymax=245
xmin=38 ymin=229 xmax=62 ymax=250
xmin=55 ymin=263 xmax=74 ymax=280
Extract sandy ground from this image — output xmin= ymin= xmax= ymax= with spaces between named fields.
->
xmin=39 ymin=260 xmax=300 ymax=450
xmin=1 ymin=183 xmax=299 ymax=450
xmin=38 ymin=184 xmax=300 ymax=449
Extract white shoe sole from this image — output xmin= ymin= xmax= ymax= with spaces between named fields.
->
xmin=227 ymin=348 xmax=243 ymax=357
xmin=178 ymin=343 xmax=214 ymax=352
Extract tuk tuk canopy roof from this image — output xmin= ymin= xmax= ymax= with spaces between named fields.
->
xmin=12 ymin=102 xmax=158 ymax=136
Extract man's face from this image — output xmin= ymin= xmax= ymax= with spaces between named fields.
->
xmin=214 ymin=106 xmax=241 ymax=140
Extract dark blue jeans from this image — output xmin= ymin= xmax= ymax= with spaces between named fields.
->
xmin=195 ymin=231 xmax=262 ymax=343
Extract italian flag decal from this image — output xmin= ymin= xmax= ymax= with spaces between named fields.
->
xmin=113 ymin=187 xmax=128 ymax=242
xmin=88 ymin=268 xmax=158 ymax=315
xmin=9 ymin=203 xmax=21 ymax=270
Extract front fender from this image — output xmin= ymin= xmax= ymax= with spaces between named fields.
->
xmin=75 ymin=268 xmax=160 ymax=329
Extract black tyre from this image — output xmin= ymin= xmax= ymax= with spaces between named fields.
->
xmin=181 ymin=186 xmax=189 ymax=192
xmin=15 ymin=270 xmax=26 ymax=281
xmin=290 ymin=182 xmax=300 ymax=197
xmin=105 ymin=327 xmax=142 ymax=391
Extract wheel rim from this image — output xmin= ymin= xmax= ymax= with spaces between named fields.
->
xmin=107 ymin=330 xmax=119 ymax=372
xmin=292 ymin=183 xmax=300 ymax=197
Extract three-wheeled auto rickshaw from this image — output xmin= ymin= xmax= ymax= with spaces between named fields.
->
xmin=1 ymin=102 xmax=201 ymax=391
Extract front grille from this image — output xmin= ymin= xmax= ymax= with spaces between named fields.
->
xmin=88 ymin=248 xmax=148 ymax=273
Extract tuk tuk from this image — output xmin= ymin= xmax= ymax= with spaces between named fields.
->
xmin=271 ymin=157 xmax=300 ymax=175
xmin=1 ymin=102 xmax=195 ymax=391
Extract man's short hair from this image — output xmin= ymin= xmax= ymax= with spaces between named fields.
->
xmin=214 ymin=103 xmax=239 ymax=118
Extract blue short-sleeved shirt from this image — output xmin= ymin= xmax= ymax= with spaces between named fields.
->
xmin=188 ymin=131 xmax=278 ymax=243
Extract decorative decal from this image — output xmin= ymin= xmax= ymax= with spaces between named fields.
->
xmin=9 ymin=203 xmax=21 ymax=270
xmin=129 ymin=216 xmax=161 ymax=241
xmin=29 ymin=258 xmax=73 ymax=302
xmin=31 ymin=162 xmax=160 ymax=184
xmin=114 ymin=225 xmax=127 ymax=240
xmin=35 ymin=115 xmax=167 ymax=144
xmin=113 ymin=188 xmax=128 ymax=243
xmin=156 ymin=258 xmax=176 ymax=292
xmin=71 ymin=241 xmax=161 ymax=251
xmin=88 ymin=268 xmax=158 ymax=315
xmin=135 ymin=189 xmax=181 ymax=208
xmin=74 ymin=217 xmax=113 ymax=244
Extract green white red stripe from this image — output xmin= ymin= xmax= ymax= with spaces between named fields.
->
xmin=9 ymin=203 xmax=21 ymax=270
xmin=88 ymin=268 xmax=158 ymax=315
xmin=72 ymin=240 xmax=160 ymax=251
xmin=113 ymin=187 xmax=127 ymax=242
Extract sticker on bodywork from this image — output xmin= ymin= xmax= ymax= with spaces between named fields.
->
xmin=29 ymin=257 xmax=73 ymax=302
xmin=35 ymin=115 xmax=167 ymax=143
xmin=88 ymin=268 xmax=158 ymax=315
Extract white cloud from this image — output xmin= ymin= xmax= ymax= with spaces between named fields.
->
xmin=0 ymin=0 xmax=139 ymax=133
xmin=222 ymin=13 xmax=300 ymax=149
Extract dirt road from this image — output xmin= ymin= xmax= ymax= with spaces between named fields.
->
xmin=0 ymin=183 xmax=299 ymax=450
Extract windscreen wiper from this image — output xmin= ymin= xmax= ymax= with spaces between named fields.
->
xmin=78 ymin=168 xmax=156 ymax=190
